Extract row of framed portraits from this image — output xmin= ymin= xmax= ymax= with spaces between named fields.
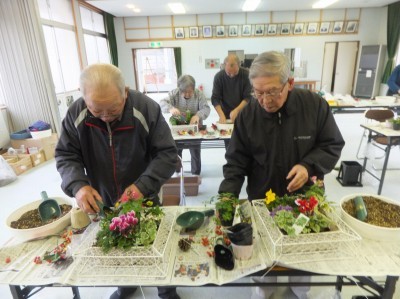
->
xmin=174 ymin=21 xmax=358 ymax=39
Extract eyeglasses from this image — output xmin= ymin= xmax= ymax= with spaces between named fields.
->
xmin=251 ymin=81 xmax=288 ymax=100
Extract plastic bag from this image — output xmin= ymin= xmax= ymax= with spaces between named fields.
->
xmin=0 ymin=155 xmax=17 ymax=187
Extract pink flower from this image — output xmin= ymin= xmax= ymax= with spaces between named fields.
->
xmin=131 ymin=218 xmax=138 ymax=225
xmin=127 ymin=211 xmax=136 ymax=218
xmin=109 ymin=222 xmax=116 ymax=231
xmin=112 ymin=217 xmax=121 ymax=225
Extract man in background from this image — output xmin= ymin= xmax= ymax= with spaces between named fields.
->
xmin=211 ymin=54 xmax=252 ymax=147
xmin=387 ymin=64 xmax=400 ymax=96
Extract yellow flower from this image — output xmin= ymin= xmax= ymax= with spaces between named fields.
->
xmin=265 ymin=189 xmax=276 ymax=205
xmin=146 ymin=201 xmax=153 ymax=207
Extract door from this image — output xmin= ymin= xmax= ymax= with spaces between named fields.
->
xmin=321 ymin=41 xmax=359 ymax=94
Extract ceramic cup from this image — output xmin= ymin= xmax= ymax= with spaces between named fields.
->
xmin=71 ymin=207 xmax=91 ymax=229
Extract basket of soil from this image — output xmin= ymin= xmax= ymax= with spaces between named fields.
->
xmin=340 ymin=193 xmax=400 ymax=242
xmin=5 ymin=197 xmax=73 ymax=241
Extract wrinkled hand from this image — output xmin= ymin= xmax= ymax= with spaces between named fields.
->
xmin=229 ymin=109 xmax=239 ymax=122
xmin=286 ymin=164 xmax=309 ymax=193
xmin=170 ymin=107 xmax=180 ymax=116
xmin=190 ymin=115 xmax=200 ymax=125
xmin=75 ymin=185 xmax=102 ymax=214
xmin=218 ymin=115 xmax=227 ymax=124
xmin=120 ymin=184 xmax=143 ymax=202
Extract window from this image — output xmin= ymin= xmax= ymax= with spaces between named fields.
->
xmin=134 ymin=48 xmax=178 ymax=93
xmin=0 ymin=72 xmax=5 ymax=104
xmin=37 ymin=0 xmax=111 ymax=93
xmin=80 ymin=5 xmax=110 ymax=65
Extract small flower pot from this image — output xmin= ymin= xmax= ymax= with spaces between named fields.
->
xmin=216 ymin=207 xmax=235 ymax=226
xmin=230 ymin=242 xmax=254 ymax=260
xmin=392 ymin=123 xmax=400 ymax=130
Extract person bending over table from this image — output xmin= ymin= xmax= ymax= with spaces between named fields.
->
xmin=55 ymin=63 xmax=180 ymax=299
xmin=218 ymin=51 xmax=345 ymax=299
xmin=160 ymin=74 xmax=210 ymax=175
xmin=211 ymin=54 xmax=252 ymax=148
xmin=387 ymin=64 xmax=400 ymax=96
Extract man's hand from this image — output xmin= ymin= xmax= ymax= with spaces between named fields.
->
xmin=229 ymin=108 xmax=239 ymax=122
xmin=170 ymin=107 xmax=180 ymax=116
xmin=120 ymin=184 xmax=144 ymax=202
xmin=190 ymin=115 xmax=200 ymax=125
xmin=218 ymin=115 xmax=227 ymax=124
xmin=286 ymin=164 xmax=309 ymax=193
xmin=75 ymin=185 xmax=103 ymax=214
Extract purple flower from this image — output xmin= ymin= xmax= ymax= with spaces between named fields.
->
xmin=270 ymin=205 xmax=293 ymax=217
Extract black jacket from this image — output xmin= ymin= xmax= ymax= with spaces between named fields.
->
xmin=55 ymin=90 xmax=177 ymax=207
xmin=219 ymin=88 xmax=345 ymax=199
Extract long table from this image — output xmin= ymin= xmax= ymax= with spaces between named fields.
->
xmin=360 ymin=123 xmax=400 ymax=194
xmin=330 ymin=100 xmax=400 ymax=114
xmin=1 ymin=205 xmax=400 ymax=299
xmin=173 ymin=134 xmax=230 ymax=149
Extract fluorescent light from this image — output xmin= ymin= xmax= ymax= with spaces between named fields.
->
xmin=126 ymin=4 xmax=135 ymax=9
xmin=133 ymin=8 xmax=141 ymax=13
xmin=312 ymin=0 xmax=338 ymax=9
xmin=242 ymin=0 xmax=260 ymax=12
xmin=168 ymin=3 xmax=186 ymax=14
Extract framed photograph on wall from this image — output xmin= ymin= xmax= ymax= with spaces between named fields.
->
xmin=346 ymin=21 xmax=358 ymax=33
xmin=242 ymin=25 xmax=251 ymax=36
xmin=307 ymin=23 xmax=318 ymax=34
xmin=229 ymin=25 xmax=238 ymax=36
xmin=267 ymin=24 xmax=277 ymax=35
xmin=281 ymin=23 xmax=290 ymax=35
xmin=189 ymin=27 xmax=198 ymax=38
xmin=294 ymin=23 xmax=304 ymax=34
xmin=216 ymin=26 xmax=225 ymax=37
xmin=174 ymin=27 xmax=184 ymax=39
xmin=203 ymin=25 xmax=212 ymax=38
xmin=333 ymin=21 xmax=343 ymax=33
xmin=320 ymin=22 xmax=330 ymax=33
xmin=255 ymin=24 xmax=264 ymax=36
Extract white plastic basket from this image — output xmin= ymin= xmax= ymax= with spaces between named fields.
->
xmin=252 ymin=199 xmax=361 ymax=263
xmin=72 ymin=207 xmax=177 ymax=279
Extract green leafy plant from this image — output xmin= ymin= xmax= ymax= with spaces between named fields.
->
xmin=95 ymin=199 xmax=164 ymax=253
xmin=264 ymin=178 xmax=334 ymax=236
xmin=390 ymin=117 xmax=400 ymax=125
xmin=207 ymin=193 xmax=239 ymax=226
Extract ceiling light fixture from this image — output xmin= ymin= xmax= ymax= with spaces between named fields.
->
xmin=168 ymin=3 xmax=186 ymax=14
xmin=312 ymin=0 xmax=338 ymax=9
xmin=133 ymin=8 xmax=141 ymax=13
xmin=126 ymin=4 xmax=135 ymax=9
xmin=242 ymin=0 xmax=261 ymax=12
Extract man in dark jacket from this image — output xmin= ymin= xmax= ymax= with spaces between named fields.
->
xmin=218 ymin=51 xmax=345 ymax=299
xmin=55 ymin=63 xmax=179 ymax=299
xmin=387 ymin=64 xmax=400 ymax=96
xmin=211 ymin=54 xmax=252 ymax=148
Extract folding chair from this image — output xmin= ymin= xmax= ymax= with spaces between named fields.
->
xmin=358 ymin=109 xmax=400 ymax=170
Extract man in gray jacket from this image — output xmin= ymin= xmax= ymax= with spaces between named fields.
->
xmin=55 ymin=63 xmax=179 ymax=299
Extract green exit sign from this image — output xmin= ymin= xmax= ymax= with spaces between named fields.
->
xmin=149 ymin=42 xmax=162 ymax=48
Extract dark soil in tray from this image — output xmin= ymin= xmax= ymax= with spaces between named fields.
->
xmin=342 ymin=196 xmax=400 ymax=228
xmin=10 ymin=204 xmax=72 ymax=229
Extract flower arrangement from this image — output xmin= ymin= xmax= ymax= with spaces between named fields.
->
xmin=95 ymin=197 xmax=164 ymax=253
xmin=264 ymin=178 xmax=334 ymax=235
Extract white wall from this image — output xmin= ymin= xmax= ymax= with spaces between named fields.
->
xmin=115 ymin=7 xmax=388 ymax=97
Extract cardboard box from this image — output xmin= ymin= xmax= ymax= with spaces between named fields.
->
xmin=162 ymin=176 xmax=200 ymax=196
xmin=29 ymin=149 xmax=46 ymax=166
xmin=11 ymin=133 xmax=58 ymax=160
xmin=2 ymin=154 xmax=33 ymax=175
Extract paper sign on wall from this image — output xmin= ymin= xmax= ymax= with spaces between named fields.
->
xmin=366 ymin=70 xmax=372 ymax=78
xmin=205 ymin=59 xmax=220 ymax=69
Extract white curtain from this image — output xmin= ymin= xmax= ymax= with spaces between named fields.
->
xmin=0 ymin=0 xmax=61 ymax=134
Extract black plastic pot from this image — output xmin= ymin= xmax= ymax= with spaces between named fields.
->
xmin=227 ymin=222 xmax=253 ymax=245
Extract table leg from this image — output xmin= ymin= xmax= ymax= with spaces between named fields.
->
xmin=377 ymin=138 xmax=392 ymax=195
xmin=381 ymin=276 xmax=399 ymax=299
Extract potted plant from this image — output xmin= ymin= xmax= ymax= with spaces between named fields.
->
xmin=209 ymin=193 xmax=239 ymax=226
xmin=390 ymin=117 xmax=400 ymax=130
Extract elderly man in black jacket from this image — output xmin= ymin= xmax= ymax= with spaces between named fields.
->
xmin=219 ymin=51 xmax=345 ymax=299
